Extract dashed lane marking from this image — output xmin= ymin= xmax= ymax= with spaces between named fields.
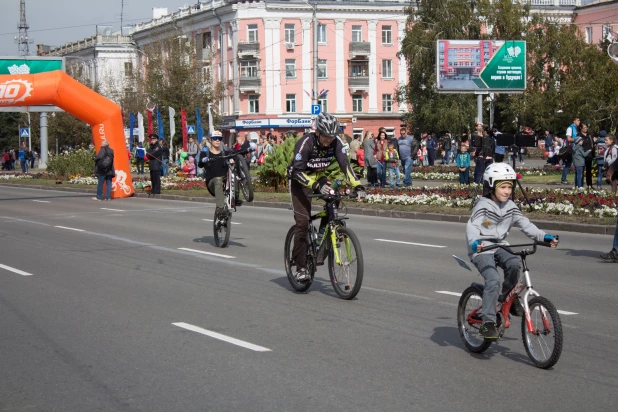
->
xmin=0 ymin=263 xmax=33 ymax=276
xmin=54 ymin=226 xmax=85 ymax=232
xmin=100 ymin=208 xmax=126 ymax=212
xmin=32 ymin=200 xmax=50 ymax=203
xmin=177 ymin=247 xmax=236 ymax=259
xmin=375 ymin=239 xmax=446 ymax=248
xmin=172 ymin=322 xmax=271 ymax=352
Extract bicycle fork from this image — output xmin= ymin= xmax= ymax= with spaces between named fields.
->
xmin=329 ymin=224 xmax=353 ymax=266
xmin=521 ymin=267 xmax=552 ymax=334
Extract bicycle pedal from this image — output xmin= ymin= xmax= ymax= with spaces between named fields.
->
xmin=344 ymin=285 xmax=351 ymax=291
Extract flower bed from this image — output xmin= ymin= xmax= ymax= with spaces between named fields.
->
xmin=363 ymin=184 xmax=618 ymax=217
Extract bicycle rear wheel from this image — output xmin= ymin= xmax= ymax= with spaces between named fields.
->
xmin=457 ymin=286 xmax=492 ymax=353
xmin=522 ymin=296 xmax=563 ymax=369
xmin=236 ymin=156 xmax=254 ymax=202
xmin=327 ymin=226 xmax=363 ymax=300
xmin=213 ymin=210 xmax=231 ymax=248
xmin=284 ymin=225 xmax=314 ymax=292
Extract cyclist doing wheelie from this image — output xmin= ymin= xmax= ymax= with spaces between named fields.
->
xmin=289 ymin=112 xmax=366 ymax=282
xmin=466 ymin=163 xmax=559 ymax=340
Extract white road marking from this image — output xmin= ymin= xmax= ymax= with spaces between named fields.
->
xmin=178 ymin=247 xmax=235 ymax=259
xmin=172 ymin=322 xmax=271 ymax=352
xmin=32 ymin=200 xmax=50 ymax=203
xmin=202 ymin=218 xmax=241 ymax=225
xmin=435 ymin=291 xmax=578 ymax=315
xmin=375 ymin=239 xmax=446 ymax=248
xmin=54 ymin=226 xmax=85 ymax=232
xmin=0 ymin=263 xmax=33 ymax=276
xmin=100 ymin=208 xmax=126 ymax=212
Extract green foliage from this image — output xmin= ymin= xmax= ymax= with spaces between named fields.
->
xmin=46 ymin=149 xmax=95 ymax=178
xmin=0 ymin=112 xmax=20 ymax=149
xmin=256 ymin=137 xmax=298 ymax=191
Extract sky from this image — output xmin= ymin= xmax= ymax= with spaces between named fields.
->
xmin=0 ymin=0 xmax=193 ymax=56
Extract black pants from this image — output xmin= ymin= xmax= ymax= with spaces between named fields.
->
xmin=366 ymin=166 xmax=377 ymax=186
xmin=290 ymin=179 xmax=313 ymax=270
xmin=150 ymin=169 xmax=161 ymax=194
xmin=495 ymin=153 xmax=504 ymax=163
xmin=584 ymin=158 xmax=593 ymax=187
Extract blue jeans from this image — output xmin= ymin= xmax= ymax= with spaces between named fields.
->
xmin=402 ymin=157 xmax=413 ymax=186
xmin=575 ymin=166 xmax=584 ymax=188
xmin=561 ymin=157 xmax=572 ymax=182
xmin=613 ymin=222 xmax=618 ymax=251
xmin=376 ymin=161 xmax=387 ymax=186
xmin=442 ymin=151 xmax=451 ymax=164
xmin=598 ymin=164 xmax=604 ymax=187
xmin=387 ymin=166 xmax=401 ymax=187
xmin=97 ymin=175 xmax=113 ymax=200
xmin=160 ymin=159 xmax=169 ymax=177
xmin=459 ymin=168 xmax=470 ymax=185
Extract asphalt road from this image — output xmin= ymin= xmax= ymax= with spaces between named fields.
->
xmin=1 ymin=186 xmax=616 ymax=412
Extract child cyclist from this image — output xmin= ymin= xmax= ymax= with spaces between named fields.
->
xmin=466 ymin=163 xmax=559 ymax=339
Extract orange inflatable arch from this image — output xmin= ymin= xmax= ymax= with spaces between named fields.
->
xmin=0 ymin=70 xmax=134 ymax=198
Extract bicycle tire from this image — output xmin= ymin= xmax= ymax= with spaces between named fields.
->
xmin=521 ymin=296 xmax=563 ymax=369
xmin=457 ymin=286 xmax=492 ymax=353
xmin=236 ymin=156 xmax=254 ymax=202
xmin=284 ymin=225 xmax=313 ymax=292
xmin=213 ymin=210 xmax=231 ymax=248
xmin=327 ymin=226 xmax=363 ymax=300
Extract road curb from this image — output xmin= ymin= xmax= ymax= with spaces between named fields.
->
xmin=1 ymin=182 xmax=615 ymax=236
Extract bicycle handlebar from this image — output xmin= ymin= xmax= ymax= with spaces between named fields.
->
xmin=481 ymin=236 xmax=558 ymax=256
xmin=206 ymin=148 xmax=255 ymax=162
xmin=307 ymin=191 xmax=358 ymax=200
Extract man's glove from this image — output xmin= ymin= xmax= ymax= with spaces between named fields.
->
xmin=354 ymin=185 xmax=367 ymax=199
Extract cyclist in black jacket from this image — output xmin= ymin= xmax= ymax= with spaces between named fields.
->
xmin=289 ymin=112 xmax=366 ymax=282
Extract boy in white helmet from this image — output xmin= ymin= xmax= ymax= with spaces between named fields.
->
xmin=466 ymin=163 xmax=559 ymax=339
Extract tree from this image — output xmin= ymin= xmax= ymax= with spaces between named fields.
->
xmin=0 ymin=112 xmax=20 ymax=150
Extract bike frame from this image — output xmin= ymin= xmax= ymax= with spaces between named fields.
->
xmin=309 ymin=196 xmax=353 ymax=266
xmin=224 ymin=157 xmax=236 ymax=211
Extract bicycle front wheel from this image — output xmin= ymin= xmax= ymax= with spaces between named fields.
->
xmin=327 ymin=226 xmax=363 ymax=300
xmin=213 ymin=210 xmax=231 ymax=248
xmin=236 ymin=157 xmax=254 ymax=202
xmin=457 ymin=286 xmax=492 ymax=353
xmin=284 ymin=225 xmax=313 ymax=292
xmin=522 ymin=296 xmax=563 ymax=369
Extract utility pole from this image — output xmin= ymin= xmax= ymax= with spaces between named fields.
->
xmin=312 ymin=1 xmax=318 ymax=107
xmin=15 ymin=0 xmax=33 ymax=56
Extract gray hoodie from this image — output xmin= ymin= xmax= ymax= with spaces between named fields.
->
xmin=571 ymin=143 xmax=591 ymax=168
xmin=466 ymin=197 xmax=547 ymax=260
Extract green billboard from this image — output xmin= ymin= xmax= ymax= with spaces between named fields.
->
xmin=436 ymin=40 xmax=526 ymax=93
xmin=0 ymin=56 xmax=64 ymax=75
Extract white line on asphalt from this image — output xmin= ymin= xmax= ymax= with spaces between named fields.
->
xmin=0 ymin=263 xmax=33 ymax=276
xmin=172 ymin=322 xmax=271 ymax=352
xmin=375 ymin=239 xmax=446 ymax=248
xmin=202 ymin=218 xmax=241 ymax=225
xmin=54 ymin=226 xmax=85 ymax=232
xmin=177 ymin=247 xmax=236 ymax=259
xmin=32 ymin=200 xmax=50 ymax=203
xmin=435 ymin=291 xmax=578 ymax=315
xmin=100 ymin=208 xmax=126 ymax=212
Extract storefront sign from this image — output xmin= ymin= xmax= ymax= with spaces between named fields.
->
xmin=269 ymin=118 xmax=313 ymax=127
xmin=235 ymin=119 xmax=269 ymax=128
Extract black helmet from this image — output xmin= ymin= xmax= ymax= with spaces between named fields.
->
xmin=315 ymin=112 xmax=340 ymax=137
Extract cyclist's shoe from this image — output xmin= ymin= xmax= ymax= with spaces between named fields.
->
xmin=510 ymin=299 xmax=524 ymax=317
xmin=600 ymin=249 xmax=618 ymax=261
xmin=479 ymin=322 xmax=499 ymax=340
xmin=295 ymin=267 xmax=311 ymax=282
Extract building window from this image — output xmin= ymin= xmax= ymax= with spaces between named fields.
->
xmin=286 ymin=94 xmax=296 ymax=113
xmin=218 ymin=30 xmax=222 ymax=49
xmin=318 ymin=24 xmax=327 ymax=44
xmin=240 ymin=60 xmax=258 ymax=77
xmin=247 ymin=24 xmax=258 ymax=43
xmin=353 ymin=128 xmax=363 ymax=142
xmin=352 ymin=25 xmax=362 ymax=42
xmin=218 ymin=63 xmax=222 ymax=81
xmin=317 ymin=59 xmax=327 ymax=79
xmin=227 ymin=29 xmax=233 ymax=48
xmin=318 ymin=96 xmax=328 ymax=113
xmin=285 ymin=59 xmax=296 ymax=78
xmin=585 ymin=27 xmax=592 ymax=44
xmin=228 ymin=95 xmax=234 ymax=115
xmin=124 ymin=62 xmax=133 ymax=77
xmin=352 ymin=94 xmax=362 ymax=112
xmin=382 ymin=94 xmax=393 ymax=112
xmin=285 ymin=24 xmax=295 ymax=44
xmin=203 ymin=32 xmax=211 ymax=49
xmin=382 ymin=60 xmax=392 ymax=78
xmin=249 ymin=94 xmax=259 ymax=113
xmin=381 ymin=25 xmax=392 ymax=44
xmin=603 ymin=25 xmax=611 ymax=41
xmin=350 ymin=61 xmax=368 ymax=77
xmin=384 ymin=126 xmax=395 ymax=139
xmin=228 ymin=62 xmax=233 ymax=80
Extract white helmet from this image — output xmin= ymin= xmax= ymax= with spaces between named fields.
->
xmin=483 ymin=163 xmax=517 ymax=189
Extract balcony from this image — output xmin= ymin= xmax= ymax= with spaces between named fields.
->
xmin=348 ymin=76 xmax=369 ymax=93
xmin=238 ymin=42 xmax=260 ymax=59
xmin=196 ymin=47 xmax=214 ymax=63
xmin=239 ymin=77 xmax=261 ymax=94
xmin=349 ymin=42 xmax=371 ymax=59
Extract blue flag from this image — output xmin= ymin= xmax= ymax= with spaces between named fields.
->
xmin=196 ymin=107 xmax=205 ymax=143
xmin=129 ymin=113 xmax=135 ymax=153
xmin=156 ymin=109 xmax=164 ymax=140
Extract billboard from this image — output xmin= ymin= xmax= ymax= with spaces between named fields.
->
xmin=0 ymin=56 xmax=65 ymax=75
xmin=436 ymin=40 xmax=526 ymax=92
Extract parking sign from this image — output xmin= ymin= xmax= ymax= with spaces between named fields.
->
xmin=311 ymin=104 xmax=321 ymax=115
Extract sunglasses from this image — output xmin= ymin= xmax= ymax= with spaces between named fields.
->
xmin=211 ymin=136 xmax=223 ymax=141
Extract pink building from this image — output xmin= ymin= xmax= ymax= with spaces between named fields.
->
xmin=573 ymin=0 xmax=618 ymax=45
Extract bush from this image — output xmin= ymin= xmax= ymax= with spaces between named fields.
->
xmin=47 ymin=149 xmax=95 ymax=178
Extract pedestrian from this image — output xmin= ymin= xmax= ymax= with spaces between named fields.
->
xmin=572 ymin=136 xmax=591 ymax=188
xmin=187 ymin=137 xmax=198 ymax=161
xmin=581 ymin=124 xmax=595 ymax=188
xmin=384 ymin=140 xmax=402 ymax=188
xmin=160 ymin=140 xmax=170 ymax=177
xmin=561 ymin=117 xmax=580 ymax=184
xmin=188 ymin=156 xmax=196 ymax=178
xmin=134 ymin=142 xmax=146 ymax=174
xmin=92 ymin=140 xmax=115 ymax=201
xmin=595 ymin=130 xmax=607 ymax=189
xmin=374 ymin=130 xmax=388 ymax=187
xmin=600 ymin=220 xmax=618 ymax=262
xmin=440 ymin=134 xmax=452 ymax=165
xmin=397 ymin=127 xmax=415 ymax=186
xmin=363 ymin=131 xmax=377 ymax=187
xmin=544 ymin=129 xmax=553 ymax=153
xmin=603 ymin=134 xmax=618 ymax=194
xmin=18 ymin=146 xmax=28 ymax=173
xmin=349 ymin=134 xmax=361 ymax=167
xmin=145 ymin=134 xmax=163 ymax=197
xmin=456 ymin=143 xmax=471 ymax=185
xmin=425 ymin=133 xmax=437 ymax=166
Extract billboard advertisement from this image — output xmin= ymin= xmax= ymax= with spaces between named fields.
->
xmin=435 ymin=40 xmax=526 ymax=92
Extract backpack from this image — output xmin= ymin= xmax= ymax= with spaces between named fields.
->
xmin=558 ymin=145 xmax=572 ymax=158
xmin=135 ymin=147 xmax=145 ymax=160
xmin=100 ymin=150 xmax=113 ymax=171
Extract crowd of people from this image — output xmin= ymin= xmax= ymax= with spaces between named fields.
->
xmin=1 ymin=148 xmax=39 ymax=173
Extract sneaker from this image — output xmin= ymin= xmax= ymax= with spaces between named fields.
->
xmin=479 ymin=322 xmax=499 ymax=340
xmin=92 ymin=197 xmax=102 ymax=201
xmin=295 ymin=267 xmax=311 ymax=282
xmin=600 ymin=249 xmax=618 ymax=261
xmin=510 ymin=299 xmax=524 ymax=317
xmin=560 ymin=181 xmax=569 ymax=185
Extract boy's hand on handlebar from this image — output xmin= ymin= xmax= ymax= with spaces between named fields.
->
xmin=544 ymin=234 xmax=559 ymax=248
xmin=472 ymin=240 xmax=483 ymax=253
